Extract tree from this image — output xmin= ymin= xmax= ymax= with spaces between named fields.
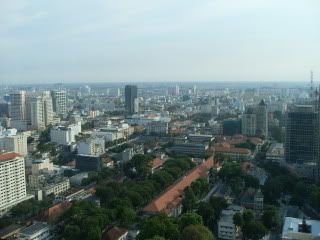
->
xmin=242 ymin=210 xmax=255 ymax=225
xmin=242 ymin=222 xmax=268 ymax=240
xmin=233 ymin=212 xmax=244 ymax=227
xmin=179 ymin=212 xmax=203 ymax=230
xmin=181 ymin=225 xmax=213 ymax=240
xmin=243 ymin=175 xmax=260 ymax=189
xmin=262 ymin=206 xmax=280 ymax=230
xmin=63 ymin=225 xmax=81 ymax=240
xmin=182 ymin=187 xmax=197 ymax=212
xmin=118 ymin=207 xmax=136 ymax=225
xmin=138 ymin=215 xmax=180 ymax=240
xmin=197 ymin=202 xmax=215 ymax=230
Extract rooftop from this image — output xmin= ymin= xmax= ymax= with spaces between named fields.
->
xmin=0 ymin=152 xmax=21 ymax=162
xmin=282 ymin=217 xmax=320 ymax=238
xmin=20 ymin=222 xmax=48 ymax=236
xmin=143 ymin=157 xmax=215 ymax=214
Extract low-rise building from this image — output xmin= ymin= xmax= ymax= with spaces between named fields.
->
xmin=18 ymin=222 xmax=51 ymax=240
xmin=146 ymin=121 xmax=169 ymax=135
xmin=170 ymin=143 xmax=208 ymax=157
xmin=282 ymin=217 xmax=320 ymax=240
xmin=42 ymin=178 xmax=70 ymax=196
xmin=76 ymin=154 xmax=101 ymax=171
xmin=218 ymin=205 xmax=244 ymax=240
xmin=50 ymin=122 xmax=81 ymax=146
xmin=77 ymin=137 xmax=105 ymax=156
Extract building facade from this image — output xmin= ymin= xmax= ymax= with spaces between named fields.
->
xmin=0 ymin=152 xmax=31 ymax=216
xmin=125 ymin=85 xmax=138 ymax=114
xmin=51 ymin=90 xmax=67 ymax=115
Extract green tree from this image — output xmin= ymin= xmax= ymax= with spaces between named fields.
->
xmin=63 ymin=225 xmax=81 ymax=240
xmin=262 ymin=206 xmax=280 ymax=230
xmin=242 ymin=210 xmax=255 ymax=225
xmin=138 ymin=215 xmax=180 ymax=240
xmin=118 ymin=207 xmax=136 ymax=225
xmin=182 ymin=187 xmax=197 ymax=212
xmin=233 ymin=212 xmax=244 ymax=227
xmin=179 ymin=212 xmax=203 ymax=230
xmin=197 ymin=202 xmax=215 ymax=230
xmin=242 ymin=222 xmax=268 ymax=240
xmin=181 ymin=225 xmax=213 ymax=240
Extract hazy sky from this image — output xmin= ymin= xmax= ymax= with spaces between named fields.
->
xmin=0 ymin=0 xmax=319 ymax=84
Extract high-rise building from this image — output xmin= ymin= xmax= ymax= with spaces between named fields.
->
xmin=285 ymin=105 xmax=319 ymax=165
xmin=255 ymin=100 xmax=268 ymax=138
xmin=28 ymin=92 xmax=53 ymax=130
xmin=9 ymin=91 xmax=27 ymax=120
xmin=242 ymin=112 xmax=256 ymax=136
xmin=51 ymin=90 xmax=67 ymax=115
xmin=125 ymin=85 xmax=138 ymax=114
xmin=0 ymin=133 xmax=28 ymax=156
xmin=0 ymin=152 xmax=31 ymax=216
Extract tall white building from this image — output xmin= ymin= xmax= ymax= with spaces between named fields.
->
xmin=0 ymin=152 xmax=32 ymax=216
xmin=77 ymin=137 xmax=105 ymax=156
xmin=9 ymin=91 xmax=27 ymax=120
xmin=51 ymin=90 xmax=67 ymax=115
xmin=28 ymin=92 xmax=53 ymax=130
xmin=50 ymin=122 xmax=81 ymax=146
xmin=0 ymin=132 xmax=28 ymax=156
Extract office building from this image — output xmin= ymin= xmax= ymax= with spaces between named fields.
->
xmin=255 ymin=100 xmax=268 ymax=137
xmin=125 ymin=85 xmax=138 ymax=114
xmin=51 ymin=90 xmax=67 ymax=115
xmin=0 ymin=152 xmax=31 ymax=216
xmin=285 ymin=105 xmax=320 ymax=179
xmin=9 ymin=91 xmax=27 ymax=120
xmin=242 ymin=107 xmax=257 ymax=136
xmin=285 ymin=105 xmax=319 ymax=165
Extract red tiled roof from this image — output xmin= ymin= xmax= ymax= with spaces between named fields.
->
xmin=152 ymin=158 xmax=163 ymax=169
xmin=143 ymin=157 xmax=214 ymax=214
xmin=101 ymin=226 xmax=128 ymax=240
xmin=214 ymin=147 xmax=251 ymax=154
xmin=0 ymin=152 xmax=21 ymax=162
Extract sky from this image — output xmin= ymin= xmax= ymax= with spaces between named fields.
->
xmin=0 ymin=0 xmax=319 ymax=84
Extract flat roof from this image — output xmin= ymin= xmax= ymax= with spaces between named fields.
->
xmin=20 ymin=222 xmax=48 ymax=236
xmin=282 ymin=217 xmax=320 ymax=237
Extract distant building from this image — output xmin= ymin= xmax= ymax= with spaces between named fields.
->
xmin=170 ymin=143 xmax=208 ymax=157
xmin=77 ymin=137 xmax=105 ymax=156
xmin=282 ymin=217 xmax=320 ymax=240
xmin=223 ymin=119 xmax=241 ymax=136
xmin=146 ymin=121 xmax=169 ymax=135
xmin=285 ymin=105 xmax=319 ymax=180
xmin=27 ymin=92 xmax=53 ymax=130
xmin=9 ymin=91 xmax=27 ymax=121
xmin=0 ymin=152 xmax=32 ymax=216
xmin=242 ymin=112 xmax=256 ymax=136
xmin=125 ymin=85 xmax=138 ymax=115
xmin=255 ymin=100 xmax=268 ymax=137
xmin=42 ymin=178 xmax=70 ymax=196
xmin=0 ymin=131 xmax=28 ymax=156
xmin=18 ymin=222 xmax=51 ymax=240
xmin=51 ymin=90 xmax=67 ymax=115
xmin=76 ymin=154 xmax=101 ymax=171
xmin=50 ymin=122 xmax=81 ymax=146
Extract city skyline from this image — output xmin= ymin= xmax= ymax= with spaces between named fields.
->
xmin=1 ymin=0 xmax=319 ymax=84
